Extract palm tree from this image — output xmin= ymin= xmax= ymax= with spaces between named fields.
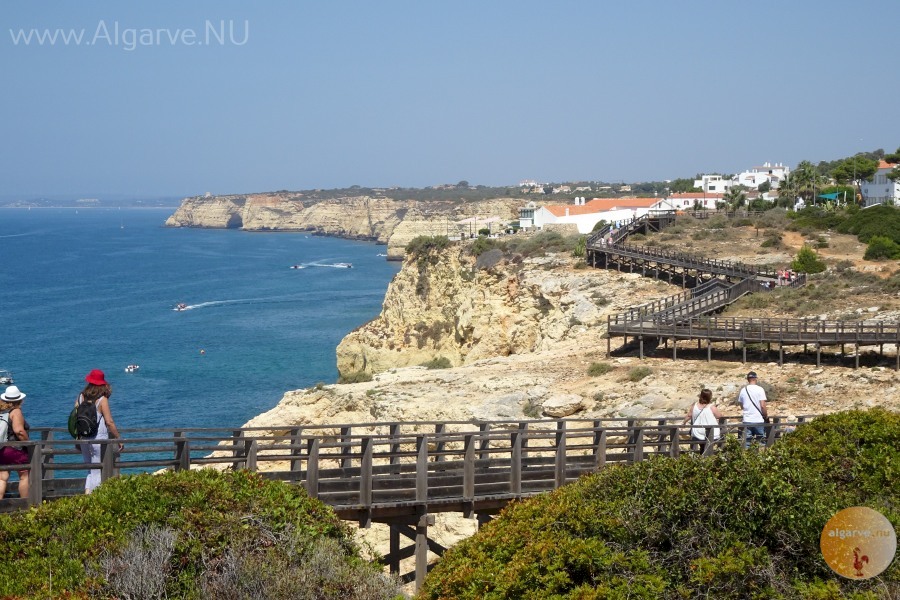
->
xmin=724 ymin=185 xmax=747 ymax=210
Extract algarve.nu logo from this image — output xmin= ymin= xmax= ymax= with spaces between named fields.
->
xmin=820 ymin=507 xmax=897 ymax=579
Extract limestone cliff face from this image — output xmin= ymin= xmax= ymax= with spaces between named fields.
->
xmin=165 ymin=193 xmax=521 ymax=257
xmin=336 ymin=244 xmax=614 ymax=376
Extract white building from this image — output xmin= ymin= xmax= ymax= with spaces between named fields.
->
xmin=860 ymin=160 xmax=900 ymax=207
xmin=734 ymin=162 xmax=789 ymax=189
xmin=693 ymin=175 xmax=733 ymax=194
xmin=521 ymin=197 xmax=662 ymax=234
xmin=654 ymin=192 xmax=723 ymax=211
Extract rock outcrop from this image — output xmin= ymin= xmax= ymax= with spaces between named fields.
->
xmin=165 ymin=193 xmax=522 ymax=259
xmin=335 ymin=245 xmax=653 ymax=376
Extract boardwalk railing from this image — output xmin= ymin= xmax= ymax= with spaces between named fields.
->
xmin=1 ymin=417 xmax=812 ymax=512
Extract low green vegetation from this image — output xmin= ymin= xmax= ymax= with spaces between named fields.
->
xmin=405 ymin=235 xmax=451 ymax=263
xmin=0 ymin=470 xmax=403 ymax=599
xmin=420 ymin=356 xmax=452 ymax=369
xmin=338 ymin=370 xmax=374 ymax=384
xmin=466 ymin=231 xmax=582 ymax=260
xmin=587 ymin=362 xmax=614 ymax=376
xmin=627 ymin=366 xmax=652 ymax=381
xmin=421 ymin=409 xmax=900 ymax=599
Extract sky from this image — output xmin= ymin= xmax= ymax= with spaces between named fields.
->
xmin=2 ymin=0 xmax=899 ymax=198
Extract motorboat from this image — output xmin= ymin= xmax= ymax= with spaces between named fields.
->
xmin=334 ymin=262 xmax=353 ymax=268
xmin=174 ymin=302 xmax=188 ymax=311
xmin=124 ymin=364 xmax=140 ymax=373
xmin=0 ymin=370 xmax=13 ymax=385
xmin=290 ymin=264 xmax=305 ymax=269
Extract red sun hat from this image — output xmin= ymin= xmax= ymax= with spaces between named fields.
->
xmin=85 ymin=369 xmax=108 ymax=386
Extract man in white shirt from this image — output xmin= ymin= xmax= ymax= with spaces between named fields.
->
xmin=736 ymin=371 xmax=768 ymax=447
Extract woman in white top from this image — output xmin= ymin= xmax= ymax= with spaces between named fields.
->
xmin=683 ymin=388 xmax=722 ymax=454
xmin=76 ymin=369 xmax=123 ymax=493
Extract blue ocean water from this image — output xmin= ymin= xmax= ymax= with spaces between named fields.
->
xmin=0 ymin=208 xmax=399 ymax=431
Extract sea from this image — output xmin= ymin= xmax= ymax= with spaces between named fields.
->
xmin=0 ymin=208 xmax=400 ymax=432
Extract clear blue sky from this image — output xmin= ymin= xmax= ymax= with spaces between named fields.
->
xmin=2 ymin=1 xmax=898 ymax=198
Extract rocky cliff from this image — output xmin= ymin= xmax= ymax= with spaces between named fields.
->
xmin=165 ymin=193 xmax=522 ymax=259
xmin=335 ymin=244 xmax=638 ymax=376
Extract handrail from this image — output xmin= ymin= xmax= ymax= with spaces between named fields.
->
xmin=1 ymin=418 xmax=814 ymax=511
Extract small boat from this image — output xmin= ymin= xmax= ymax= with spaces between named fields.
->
xmin=289 ymin=264 xmax=305 ymax=269
xmin=334 ymin=262 xmax=353 ymax=268
xmin=124 ymin=364 xmax=140 ymax=373
xmin=174 ymin=303 xmax=188 ymax=311
xmin=0 ymin=370 xmax=13 ymax=385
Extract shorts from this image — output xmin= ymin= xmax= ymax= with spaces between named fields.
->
xmin=0 ymin=445 xmax=29 ymax=465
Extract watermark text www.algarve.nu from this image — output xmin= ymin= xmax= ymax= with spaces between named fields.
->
xmin=8 ymin=20 xmax=249 ymax=51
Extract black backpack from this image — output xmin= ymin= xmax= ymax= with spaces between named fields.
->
xmin=68 ymin=398 xmax=100 ymax=439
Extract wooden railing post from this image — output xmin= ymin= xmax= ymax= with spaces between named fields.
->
xmin=389 ymin=423 xmax=402 ymax=471
xmin=668 ymin=425 xmax=681 ymax=458
xmin=100 ymin=440 xmax=116 ymax=483
xmin=593 ymin=422 xmax=607 ymax=470
xmin=289 ymin=427 xmax=304 ymax=473
xmin=510 ymin=430 xmax=522 ymax=496
xmin=554 ymin=421 xmax=567 ymax=489
xmin=633 ymin=428 xmax=644 ymax=462
xmin=463 ymin=434 xmax=475 ymax=507
xmin=41 ymin=430 xmax=55 ymax=482
xmin=340 ymin=426 xmax=352 ymax=468
xmin=231 ymin=429 xmax=243 ymax=471
xmin=359 ymin=436 xmax=373 ymax=527
xmin=174 ymin=433 xmax=190 ymax=471
xmin=27 ymin=442 xmax=43 ymax=506
xmin=433 ymin=423 xmax=446 ymax=462
xmin=416 ymin=435 xmax=429 ymax=504
xmin=305 ymin=438 xmax=320 ymax=499
xmin=243 ymin=439 xmax=258 ymax=471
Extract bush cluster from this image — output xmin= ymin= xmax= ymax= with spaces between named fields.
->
xmin=0 ymin=470 xmax=403 ymax=599
xmin=836 ymin=204 xmax=900 ymax=244
xmin=791 ymin=245 xmax=827 ymax=274
xmin=405 ymin=235 xmax=451 ymax=263
xmin=863 ymin=235 xmax=900 ymax=260
xmin=421 ymin=409 xmax=900 ymax=599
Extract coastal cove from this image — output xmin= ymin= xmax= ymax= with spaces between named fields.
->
xmin=0 ymin=208 xmax=400 ymax=431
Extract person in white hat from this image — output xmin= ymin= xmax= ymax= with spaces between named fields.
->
xmin=0 ymin=385 xmax=31 ymax=499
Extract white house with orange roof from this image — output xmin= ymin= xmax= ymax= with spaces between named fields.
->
xmin=521 ymin=197 xmax=663 ymax=233
xmin=860 ymin=160 xmax=900 ymax=207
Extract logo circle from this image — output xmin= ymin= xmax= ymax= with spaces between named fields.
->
xmin=820 ymin=507 xmax=896 ymax=579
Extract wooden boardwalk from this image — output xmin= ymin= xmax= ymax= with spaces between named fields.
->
xmin=587 ymin=211 xmax=900 ymax=369
xmin=1 ymin=417 xmax=809 ymax=588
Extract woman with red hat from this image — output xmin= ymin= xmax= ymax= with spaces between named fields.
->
xmin=76 ymin=369 xmax=123 ymax=493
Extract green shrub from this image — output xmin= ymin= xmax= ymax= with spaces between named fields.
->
xmin=469 ymin=236 xmax=502 ymax=257
xmin=338 ymin=370 xmax=374 ymax=384
xmin=863 ymin=235 xmax=900 ymax=260
xmin=405 ymin=235 xmax=450 ymax=263
xmin=836 ymin=204 xmax=900 ymax=243
xmin=0 ymin=470 xmax=401 ymax=599
xmin=572 ymin=235 xmax=587 ymax=258
xmin=420 ymin=409 xmax=900 ymax=599
xmin=791 ymin=245 xmax=827 ymax=274
xmin=587 ymin=362 xmax=614 ymax=377
xmin=627 ymin=366 xmax=652 ymax=381
xmin=504 ymin=231 xmax=579 ymax=257
xmin=420 ymin=356 xmax=452 ymax=369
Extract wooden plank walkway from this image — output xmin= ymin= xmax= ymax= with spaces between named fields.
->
xmin=0 ymin=417 xmax=810 ymax=589
xmin=587 ymin=211 xmax=900 ymax=369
